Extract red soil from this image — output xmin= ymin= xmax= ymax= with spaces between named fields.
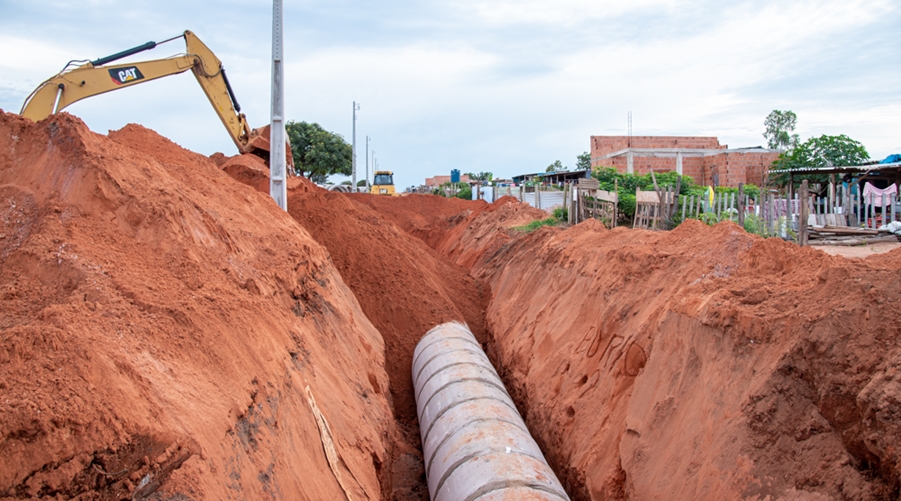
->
xmin=439 ymin=214 xmax=901 ymax=500
xmin=5 ymin=111 xmax=900 ymax=501
xmin=0 ymin=113 xmax=393 ymax=500
xmin=285 ymin=191 xmax=490 ymax=500
xmin=217 ymin=168 xmax=492 ymax=499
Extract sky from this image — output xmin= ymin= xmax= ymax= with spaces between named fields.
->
xmin=1 ymin=0 xmax=899 ymax=189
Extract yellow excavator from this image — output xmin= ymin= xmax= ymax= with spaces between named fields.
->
xmin=20 ymin=30 xmax=289 ymax=166
xmin=371 ymin=170 xmax=397 ymax=196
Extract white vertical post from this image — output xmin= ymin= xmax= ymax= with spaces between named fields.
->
xmin=627 ymin=150 xmax=634 ymax=174
xmin=352 ymin=101 xmax=360 ymax=190
xmin=269 ymin=0 xmax=287 ymax=211
xmin=676 ymin=151 xmax=683 ymax=175
xmin=365 ymin=136 xmax=370 ymax=192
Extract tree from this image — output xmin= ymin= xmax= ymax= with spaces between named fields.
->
xmin=285 ymin=121 xmax=352 ymax=183
xmin=546 ymin=160 xmax=563 ymax=172
xmin=464 ymin=172 xmax=494 ymax=182
xmin=763 ymin=110 xmax=800 ymax=150
xmin=576 ymin=151 xmax=591 ymax=170
xmin=770 ymin=134 xmax=869 ymax=185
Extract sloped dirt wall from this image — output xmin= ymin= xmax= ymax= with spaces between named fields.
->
xmin=0 ymin=113 xmax=394 ymax=500
xmin=475 ymin=219 xmax=901 ymax=500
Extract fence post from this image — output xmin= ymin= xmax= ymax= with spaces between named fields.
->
xmin=737 ymin=184 xmax=745 ymax=227
xmin=892 ymin=191 xmax=897 ymax=223
xmin=799 ymin=180 xmax=809 ymax=246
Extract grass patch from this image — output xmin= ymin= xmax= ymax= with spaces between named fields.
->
xmin=513 ymin=217 xmax=559 ymax=233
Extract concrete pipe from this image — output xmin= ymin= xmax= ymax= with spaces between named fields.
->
xmin=412 ymin=322 xmax=570 ymax=501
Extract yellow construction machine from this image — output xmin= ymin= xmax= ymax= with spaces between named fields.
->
xmin=20 ymin=30 xmax=289 ymax=166
xmin=371 ymin=170 xmax=397 ymax=196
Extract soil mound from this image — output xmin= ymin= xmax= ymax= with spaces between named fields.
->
xmin=352 ymin=193 xmax=547 ymax=273
xmin=212 ymin=152 xmax=316 ymax=195
xmin=347 ymin=193 xmax=488 ymax=237
xmin=0 ymin=112 xmax=393 ymax=500
xmin=470 ymin=217 xmax=901 ymax=500
xmin=426 ymin=199 xmax=549 ymax=270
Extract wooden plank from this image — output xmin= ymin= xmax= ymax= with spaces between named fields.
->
xmin=738 ymin=184 xmax=745 ymax=227
xmin=635 ymin=190 xmax=663 ymax=203
xmin=808 ymin=235 xmax=900 ymax=246
xmin=596 ymin=190 xmax=617 ymax=203
xmin=578 ymin=178 xmax=599 ymax=190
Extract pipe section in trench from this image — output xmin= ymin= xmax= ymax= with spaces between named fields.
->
xmin=412 ymin=322 xmax=570 ymax=501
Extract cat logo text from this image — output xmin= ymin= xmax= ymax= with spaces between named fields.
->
xmin=108 ymin=66 xmax=145 ymax=85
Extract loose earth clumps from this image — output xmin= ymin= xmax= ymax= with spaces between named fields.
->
xmin=1 ymin=112 xmax=899 ymax=500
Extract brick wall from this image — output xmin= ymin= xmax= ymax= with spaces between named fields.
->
xmin=591 ymin=136 xmax=725 ymax=157
xmin=590 ymin=135 xmax=778 ymax=187
xmin=425 ymin=174 xmax=471 ymax=187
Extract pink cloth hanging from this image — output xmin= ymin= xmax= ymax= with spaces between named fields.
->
xmin=863 ymin=182 xmax=898 ymax=207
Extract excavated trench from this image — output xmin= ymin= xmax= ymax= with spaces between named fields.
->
xmin=3 ymin=113 xmax=901 ymax=501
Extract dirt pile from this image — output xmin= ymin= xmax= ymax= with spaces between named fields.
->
xmin=347 ymin=193 xmax=488 ymax=239
xmin=215 ymin=165 xmax=493 ymax=499
xmin=0 ymin=112 xmax=394 ymax=500
xmin=214 ymin=152 xmax=316 ymax=195
xmin=351 ymin=193 xmax=547 ymax=270
xmin=464 ymin=217 xmax=901 ymax=500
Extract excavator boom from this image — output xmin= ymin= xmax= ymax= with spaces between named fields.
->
xmin=20 ymin=31 xmax=287 ymax=164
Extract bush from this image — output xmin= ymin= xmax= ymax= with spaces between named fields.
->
xmin=553 ymin=206 xmax=568 ymax=221
xmin=454 ymin=186 xmax=472 ymax=200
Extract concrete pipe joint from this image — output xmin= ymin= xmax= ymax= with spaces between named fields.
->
xmin=412 ymin=322 xmax=570 ymax=501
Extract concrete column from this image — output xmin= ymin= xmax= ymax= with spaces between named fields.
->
xmin=676 ymin=151 xmax=683 ymax=175
xmin=627 ymin=151 xmax=634 ymax=174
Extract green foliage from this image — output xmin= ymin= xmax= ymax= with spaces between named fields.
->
xmin=464 ymin=171 xmax=494 ymax=182
xmin=763 ymin=110 xmax=800 ymax=150
xmin=356 ymin=180 xmax=367 ymax=187
xmin=715 ymin=184 xmax=760 ymax=200
xmin=513 ymin=217 xmax=559 ymax=232
xmin=618 ymin=193 xmax=636 ymax=217
xmin=576 ymin=152 xmax=591 ymax=171
xmin=590 ymin=167 xmax=761 ymax=225
xmin=454 ymin=185 xmax=472 ymax=200
xmin=286 ymin=121 xmax=352 ymax=183
xmin=434 ymin=181 xmax=471 ymax=199
xmin=592 ymin=167 xmax=696 ymax=218
xmin=546 ymin=160 xmax=564 ymax=172
xmin=742 ymin=213 xmax=766 ymax=236
xmin=770 ymin=134 xmax=869 ymax=185
xmin=553 ymin=206 xmax=568 ymax=221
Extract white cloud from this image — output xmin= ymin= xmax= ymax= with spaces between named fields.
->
xmin=0 ymin=0 xmax=898 ymax=188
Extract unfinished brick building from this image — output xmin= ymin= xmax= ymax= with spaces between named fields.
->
xmin=590 ymin=136 xmax=780 ymax=187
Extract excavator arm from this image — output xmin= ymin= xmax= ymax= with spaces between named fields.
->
xmin=21 ymin=31 xmax=286 ymax=164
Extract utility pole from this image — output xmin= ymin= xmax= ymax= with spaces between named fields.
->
xmin=365 ymin=136 xmax=370 ymax=191
xmin=352 ymin=101 xmax=360 ymax=190
xmin=269 ymin=0 xmax=287 ymax=210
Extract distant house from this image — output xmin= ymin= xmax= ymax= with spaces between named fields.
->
xmin=425 ymin=174 xmax=471 ymax=188
xmin=591 ymin=136 xmax=780 ymax=187
xmin=511 ymin=169 xmax=592 ymax=185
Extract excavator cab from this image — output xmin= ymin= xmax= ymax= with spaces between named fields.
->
xmin=371 ymin=171 xmax=397 ymax=196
